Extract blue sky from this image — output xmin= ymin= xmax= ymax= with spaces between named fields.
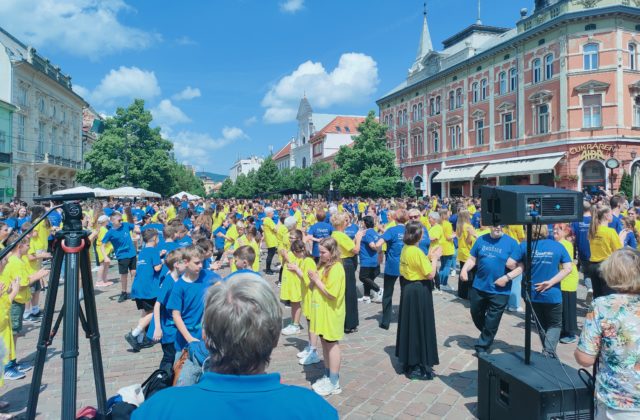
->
xmin=2 ymin=0 xmax=535 ymax=174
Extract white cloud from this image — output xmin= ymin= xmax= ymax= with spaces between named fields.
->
xmin=72 ymin=84 xmax=90 ymax=100
xmin=172 ymin=87 xmax=201 ymax=101
xmin=151 ymin=99 xmax=191 ymax=128
xmin=169 ymin=127 xmax=248 ymax=169
xmin=174 ymin=35 xmax=196 ymax=46
xmin=261 ymin=53 xmax=379 ymax=124
xmin=0 ymin=0 xmax=160 ymax=58
xmin=244 ymin=116 xmax=258 ymax=126
xmin=84 ymin=66 xmax=160 ymax=105
xmin=280 ymin=0 xmax=304 ymax=13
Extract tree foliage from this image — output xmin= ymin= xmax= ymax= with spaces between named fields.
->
xmin=620 ymin=170 xmax=633 ymax=198
xmin=77 ymin=99 xmax=204 ymax=197
xmin=332 ymin=111 xmax=402 ymax=198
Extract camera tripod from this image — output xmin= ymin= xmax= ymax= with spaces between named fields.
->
xmin=20 ymin=197 xmax=107 ymax=419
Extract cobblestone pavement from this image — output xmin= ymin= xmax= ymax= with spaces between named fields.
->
xmin=2 ymin=264 xmax=587 ymax=419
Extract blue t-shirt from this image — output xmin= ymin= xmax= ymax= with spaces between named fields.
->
xmin=176 ymin=235 xmax=193 ymax=248
xmin=131 ymin=246 xmax=162 ymax=300
xmin=307 ymin=222 xmax=333 ymax=258
xmin=149 ymin=272 xmax=178 ymax=344
xmin=470 ymin=234 xmax=522 ymax=295
xmin=359 ymin=228 xmax=381 ymax=268
xmin=224 ymin=269 xmax=260 ymax=281
xmin=103 ymin=207 xmax=114 ymax=217
xmin=47 ymin=211 xmax=62 ymax=227
xmin=102 ymin=222 xmax=136 ymax=259
xmin=520 ymin=239 xmax=570 ymax=304
xmin=624 ymin=231 xmax=638 ymax=249
xmin=17 ymin=216 xmax=31 ymax=230
xmin=608 ymin=214 xmax=623 ymax=233
xmin=382 ymin=225 xmax=405 ymax=276
xmin=344 ymin=223 xmax=359 ymax=240
xmin=132 ymin=372 xmax=338 ymax=420
xmin=471 ymin=211 xmax=482 ymax=229
xmin=166 ymin=269 xmax=220 ymax=351
xmin=213 ymin=226 xmax=227 ymax=250
xmin=132 ymin=208 xmax=145 ymax=222
xmin=380 ymin=209 xmax=389 ymax=225
xmin=571 ymin=216 xmax=591 ymax=261
xmin=418 ymin=227 xmax=431 ymax=256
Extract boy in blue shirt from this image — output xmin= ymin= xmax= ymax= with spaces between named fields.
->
xmin=167 ymin=246 xmax=221 ymax=352
xmin=306 ymin=210 xmax=333 ymax=263
xmin=151 ymin=250 xmax=187 ymax=374
xmin=225 ymin=246 xmax=259 ymax=281
xmin=101 ymin=212 xmax=141 ymax=302
xmin=125 ymin=229 xmax=162 ymax=352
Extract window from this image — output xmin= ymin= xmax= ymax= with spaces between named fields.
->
xmin=533 ymin=58 xmax=542 ymax=83
xmin=456 ymin=126 xmax=461 ymax=149
xmin=449 ymin=127 xmax=456 ymax=150
xmin=302 ymin=157 xmax=307 ymax=169
xmin=499 ymin=72 xmax=507 ymax=95
xmin=0 ymin=131 xmax=5 ymax=153
xmin=475 ymin=120 xmax=485 ymax=145
xmin=335 ymin=126 xmax=342 ymax=132
xmin=509 ymin=68 xmax=518 ymax=92
xmin=17 ymin=87 xmax=27 ymax=106
xmin=17 ymin=115 xmax=25 ymax=151
xmin=38 ymin=122 xmax=45 ymax=155
xmin=472 ymin=82 xmax=479 ymax=103
xmin=429 ymin=98 xmax=435 ymax=116
xmin=397 ymin=111 xmax=402 ymax=126
xmin=417 ymin=134 xmax=424 ymax=156
xmin=630 ymin=44 xmax=636 ymax=70
xmin=455 ymin=88 xmax=463 ymax=108
xmin=412 ymin=105 xmax=418 ymax=122
xmin=403 ymin=109 xmax=407 ymax=126
xmin=435 ymin=96 xmax=441 ymax=114
xmin=433 ymin=131 xmax=439 ymax=152
xmin=400 ymin=137 xmax=407 ymax=159
xmin=448 ymin=90 xmax=455 ymax=111
xmin=634 ymin=96 xmax=640 ymax=127
xmin=582 ymin=94 xmax=602 ymax=128
xmin=537 ymin=104 xmax=549 ymax=134
xmin=481 ymin=79 xmax=488 ymax=100
xmin=345 ymin=126 xmax=350 ymax=133
xmin=418 ymin=103 xmax=423 ymax=120
xmin=584 ymin=43 xmax=599 ymax=70
xmin=38 ymin=97 xmax=45 ymax=113
xmin=51 ymin=126 xmax=57 ymax=154
xmin=545 ymin=54 xmax=554 ymax=79
xmin=502 ymin=113 xmax=514 ymax=140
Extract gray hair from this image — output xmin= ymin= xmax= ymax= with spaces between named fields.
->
xmin=264 ymin=206 xmax=274 ymax=215
xmin=203 ymin=273 xmax=282 ymax=375
xmin=329 ymin=205 xmax=338 ymax=215
xmin=284 ymin=216 xmax=297 ymax=230
xmin=428 ymin=211 xmax=440 ymax=222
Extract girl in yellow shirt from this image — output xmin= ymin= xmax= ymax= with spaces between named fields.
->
xmin=0 ymin=256 xmax=19 ymax=390
xmin=437 ymin=209 xmax=456 ymax=292
xmin=280 ymin=229 xmax=304 ymax=336
xmin=588 ymin=206 xmax=622 ymax=298
xmin=553 ymin=224 xmax=579 ymax=343
xmin=397 ymin=220 xmax=442 ymax=381
xmin=92 ymin=216 xmax=114 ymax=288
xmin=308 ymin=237 xmax=345 ymax=396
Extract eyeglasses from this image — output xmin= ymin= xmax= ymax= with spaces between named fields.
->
xmin=409 ymin=215 xmax=420 ymax=219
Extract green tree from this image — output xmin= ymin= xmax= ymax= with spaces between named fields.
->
xmin=290 ymin=167 xmax=312 ymax=192
xmin=170 ymin=164 xmax=206 ymax=197
xmin=332 ymin=111 xmax=401 ymax=198
xmin=78 ymin=99 xmax=174 ymax=196
xmin=234 ymin=173 xmax=257 ymax=198
xmin=255 ymin=156 xmax=280 ymax=194
xmin=217 ymin=178 xmax=235 ymax=198
xmin=310 ymin=162 xmax=332 ymax=195
xmin=620 ymin=170 xmax=633 ymax=198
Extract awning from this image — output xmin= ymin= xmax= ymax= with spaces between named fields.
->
xmin=480 ymin=155 xmax=563 ymax=178
xmin=433 ymin=164 xmax=486 ymax=182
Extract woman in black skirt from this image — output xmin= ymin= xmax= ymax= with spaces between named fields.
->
xmin=396 ymin=221 xmax=442 ymax=380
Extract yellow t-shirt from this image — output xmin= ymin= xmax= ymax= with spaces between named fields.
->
xmin=504 ymin=225 xmax=525 ymax=243
xmin=262 ymin=217 xmax=278 ymax=248
xmin=96 ymin=226 xmax=113 ymax=262
xmin=31 ymin=223 xmax=50 ymax=252
xmin=248 ymin=239 xmax=260 ymax=272
xmin=589 ymin=225 xmax=622 ymax=263
xmin=224 ymin=224 xmax=238 ymax=251
xmin=331 ymin=231 xmax=355 ymax=259
xmin=310 ymin=263 xmax=345 ymax=342
xmin=477 ymin=228 xmax=490 ymax=237
xmin=212 ymin=212 xmax=226 ymax=230
xmin=467 ymin=205 xmax=477 ymax=214
xmin=300 ymin=257 xmax=317 ymax=319
xmin=166 ymin=206 xmax=177 ymax=222
xmin=441 ymin=221 xmax=455 ymax=256
xmin=4 ymin=255 xmax=31 ymax=304
xmin=559 ymin=239 xmax=579 ymax=292
xmin=294 ymin=210 xmax=303 ymax=229
xmin=420 ymin=215 xmax=431 ymax=230
xmin=280 ymin=252 xmax=302 ymax=303
xmin=358 ymin=202 xmax=367 ymax=214
xmin=428 ymin=224 xmax=443 ymax=249
xmin=457 ymin=223 xmax=475 ymax=262
xmin=305 ymin=212 xmax=316 ymax=227
xmin=400 ymin=245 xmax=434 ymax=281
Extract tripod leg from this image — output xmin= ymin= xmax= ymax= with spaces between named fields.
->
xmin=79 ymin=244 xmax=108 ymax=418
xmin=26 ymin=243 xmax=65 ymax=420
xmin=61 ymin=245 xmax=81 ymax=420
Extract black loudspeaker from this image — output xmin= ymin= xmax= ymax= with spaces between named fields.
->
xmin=481 ymin=186 xmax=582 ymax=226
xmin=478 ymin=352 xmax=591 ymax=420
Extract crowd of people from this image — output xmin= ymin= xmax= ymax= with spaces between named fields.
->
xmin=0 ymin=190 xmax=637 ymax=418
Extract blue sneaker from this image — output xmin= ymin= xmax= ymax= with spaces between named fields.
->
xmin=4 ymin=367 xmax=26 ymax=380
xmin=16 ymin=361 xmax=33 ymax=373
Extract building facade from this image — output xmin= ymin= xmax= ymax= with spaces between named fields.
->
xmin=273 ymin=140 xmax=294 ymax=170
xmin=310 ymin=116 xmax=367 ymax=167
xmin=377 ymin=0 xmax=640 ymax=198
xmin=0 ymin=27 xmax=86 ymax=202
xmin=229 ymin=156 xmax=263 ymax=182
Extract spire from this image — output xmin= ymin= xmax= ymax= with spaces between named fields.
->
xmin=415 ymin=2 xmax=433 ymax=61
xmin=476 ymin=0 xmax=482 ymax=25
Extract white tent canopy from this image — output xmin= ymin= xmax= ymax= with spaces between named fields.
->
xmin=104 ymin=187 xmax=161 ymax=198
xmin=52 ymin=186 xmax=96 ymax=195
xmin=171 ymin=191 xmax=201 ymax=200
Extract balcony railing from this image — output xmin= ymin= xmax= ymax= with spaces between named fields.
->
xmin=34 ymin=152 xmax=82 ymax=169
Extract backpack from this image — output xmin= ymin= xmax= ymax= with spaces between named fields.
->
xmin=141 ymin=369 xmax=171 ymax=400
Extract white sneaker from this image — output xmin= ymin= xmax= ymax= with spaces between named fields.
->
xmin=360 ymin=296 xmax=371 ymax=304
xmin=299 ymin=351 xmax=321 ymax=365
xmin=314 ymin=379 xmax=342 ymax=396
xmin=281 ymin=324 xmax=301 ymax=336
xmin=441 ymin=285 xmax=451 ymax=291
xmin=297 ymin=346 xmax=311 ymax=359
xmin=357 ymin=296 xmax=366 ymax=302
xmin=312 ymin=376 xmax=330 ymax=391
xmin=372 ymin=290 xmax=383 ymax=303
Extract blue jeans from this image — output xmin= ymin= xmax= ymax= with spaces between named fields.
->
xmin=508 ymin=274 xmax=522 ymax=310
xmin=438 ymin=255 xmax=455 ymax=286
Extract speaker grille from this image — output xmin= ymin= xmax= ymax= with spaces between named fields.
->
xmin=540 ymin=196 xmax=576 ymax=217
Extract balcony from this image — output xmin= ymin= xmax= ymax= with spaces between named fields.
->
xmin=34 ymin=152 xmax=82 ymax=169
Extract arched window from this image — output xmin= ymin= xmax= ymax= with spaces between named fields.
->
xmin=412 ymin=105 xmax=418 ymax=122
xmin=397 ymin=111 xmax=402 ymax=126
xmin=448 ymin=90 xmax=455 ymax=110
xmin=544 ymin=54 xmax=554 ymax=79
xmin=302 ymin=157 xmax=307 ymax=168
xmin=435 ymin=96 xmax=441 ymax=114
xmin=499 ymin=71 xmax=507 ymax=95
xmin=509 ymin=68 xmax=517 ymax=91
xmin=403 ymin=109 xmax=407 ymax=125
xmin=630 ymin=43 xmax=636 ymax=70
xmin=584 ymin=43 xmax=599 ymax=70
xmin=417 ymin=103 xmax=423 ymax=120
xmin=429 ymin=98 xmax=435 ymax=116
xmin=481 ymin=79 xmax=488 ymax=100
xmin=433 ymin=131 xmax=439 ymax=152
xmin=533 ymin=58 xmax=541 ymax=83
xmin=455 ymin=88 xmax=463 ymax=108
xmin=472 ymin=82 xmax=479 ymax=103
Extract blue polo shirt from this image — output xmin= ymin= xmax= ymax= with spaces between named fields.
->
xmin=382 ymin=224 xmax=405 ymax=276
xmin=47 ymin=211 xmax=62 ymax=228
xmin=132 ymin=371 xmax=337 ymax=420
xmin=213 ymin=226 xmax=227 ymax=250
xmin=130 ymin=246 xmax=162 ymax=300
xmin=344 ymin=223 xmax=359 ymax=240
xmin=418 ymin=227 xmax=431 ymax=256
xmin=102 ymin=222 xmax=136 ymax=259
xmin=148 ymin=272 xmax=178 ymax=345
xmin=359 ymin=228 xmax=380 ymax=268
xmin=307 ymin=222 xmax=333 ymax=257
xmin=624 ymin=231 xmax=638 ymax=249
xmin=571 ymin=216 xmax=591 ymax=261
xmin=608 ymin=214 xmax=623 ymax=233
xmin=166 ymin=269 xmax=220 ymax=351
xmin=520 ymin=239 xmax=570 ymax=304
xmin=470 ymin=234 xmax=522 ymax=295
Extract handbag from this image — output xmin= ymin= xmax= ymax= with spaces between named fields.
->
xmin=141 ymin=369 xmax=171 ymax=400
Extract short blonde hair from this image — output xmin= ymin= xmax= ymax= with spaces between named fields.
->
xmin=330 ymin=212 xmax=348 ymax=229
xmin=600 ymin=248 xmax=640 ymax=294
xmin=531 ymin=224 xmax=548 ymax=241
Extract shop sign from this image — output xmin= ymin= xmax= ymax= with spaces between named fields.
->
xmin=568 ymin=143 xmax=615 ymax=161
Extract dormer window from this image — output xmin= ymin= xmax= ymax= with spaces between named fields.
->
xmin=336 ymin=126 xmax=342 ymax=132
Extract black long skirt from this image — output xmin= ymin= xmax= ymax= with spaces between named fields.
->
xmin=395 ymin=278 xmax=439 ymax=368
xmin=343 ymin=257 xmax=359 ymax=330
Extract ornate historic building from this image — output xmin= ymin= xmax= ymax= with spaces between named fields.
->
xmin=377 ymin=0 xmax=640 ymax=197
